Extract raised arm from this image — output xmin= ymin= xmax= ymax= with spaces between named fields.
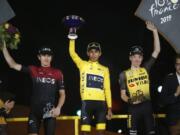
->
xmin=68 ymin=35 xmax=83 ymax=68
xmin=146 ymin=21 xmax=160 ymax=58
xmin=1 ymin=40 xmax=22 ymax=71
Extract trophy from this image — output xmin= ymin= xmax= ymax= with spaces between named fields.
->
xmin=62 ymin=15 xmax=85 ymax=36
xmin=43 ymin=103 xmax=54 ymax=119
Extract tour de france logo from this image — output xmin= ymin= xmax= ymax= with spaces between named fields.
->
xmin=149 ymin=0 xmax=179 ymax=24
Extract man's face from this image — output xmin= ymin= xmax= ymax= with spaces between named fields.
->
xmin=38 ymin=54 xmax=52 ymax=67
xmin=129 ymin=54 xmax=143 ymax=67
xmin=87 ymin=49 xmax=101 ymax=62
xmin=175 ymin=58 xmax=180 ymax=74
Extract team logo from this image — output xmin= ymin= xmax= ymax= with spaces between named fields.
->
xmin=86 ymin=74 xmax=104 ymax=89
xmin=129 ymin=83 xmax=135 ymax=87
xmin=36 ymin=77 xmax=55 ymax=84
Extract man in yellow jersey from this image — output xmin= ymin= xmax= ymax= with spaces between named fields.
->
xmin=119 ymin=21 xmax=161 ymax=135
xmin=68 ymin=34 xmax=112 ymax=135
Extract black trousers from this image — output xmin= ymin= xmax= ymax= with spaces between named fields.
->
xmin=128 ymin=101 xmax=156 ymax=135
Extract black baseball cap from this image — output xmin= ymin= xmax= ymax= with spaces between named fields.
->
xmin=87 ymin=42 xmax=101 ymax=52
xmin=129 ymin=46 xmax=143 ymax=56
xmin=38 ymin=46 xmax=53 ymax=55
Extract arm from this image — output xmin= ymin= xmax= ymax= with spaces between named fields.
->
xmin=50 ymin=71 xmax=66 ymax=117
xmin=2 ymin=40 xmax=22 ymax=71
xmin=104 ymin=68 xmax=112 ymax=109
xmin=104 ymin=68 xmax=112 ymax=120
xmin=121 ymin=90 xmax=130 ymax=103
xmin=51 ymin=90 xmax=65 ymax=117
xmin=119 ymin=72 xmax=130 ymax=103
xmin=56 ymin=90 xmax=66 ymax=110
xmin=146 ymin=21 xmax=160 ymax=59
xmin=69 ymin=38 xmax=83 ymax=68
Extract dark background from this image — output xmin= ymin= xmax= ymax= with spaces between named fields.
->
xmin=0 ymin=0 xmax=177 ymax=133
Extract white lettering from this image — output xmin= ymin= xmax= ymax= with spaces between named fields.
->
xmin=36 ymin=77 xmax=55 ymax=84
xmin=149 ymin=0 xmax=179 ymax=17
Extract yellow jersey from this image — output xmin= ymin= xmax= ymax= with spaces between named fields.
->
xmin=0 ymin=99 xmax=6 ymax=124
xmin=69 ymin=40 xmax=112 ymax=108
xmin=125 ymin=68 xmax=150 ymax=102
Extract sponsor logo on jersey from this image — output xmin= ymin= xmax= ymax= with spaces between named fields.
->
xmin=36 ymin=77 xmax=55 ymax=84
xmin=129 ymin=83 xmax=135 ymax=87
xmin=86 ymin=74 xmax=104 ymax=89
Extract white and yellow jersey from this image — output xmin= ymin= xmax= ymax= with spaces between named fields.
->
xmin=125 ymin=68 xmax=150 ymax=101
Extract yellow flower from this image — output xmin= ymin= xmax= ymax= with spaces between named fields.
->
xmin=14 ymin=33 xmax=20 ymax=39
xmin=4 ymin=23 xmax=10 ymax=29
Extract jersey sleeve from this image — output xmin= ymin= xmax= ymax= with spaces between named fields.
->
xmin=143 ymin=56 xmax=156 ymax=72
xmin=20 ymin=65 xmax=36 ymax=74
xmin=104 ymin=68 xmax=112 ymax=108
xmin=20 ymin=65 xmax=30 ymax=74
xmin=69 ymin=39 xmax=84 ymax=69
xmin=119 ymin=71 xmax=127 ymax=91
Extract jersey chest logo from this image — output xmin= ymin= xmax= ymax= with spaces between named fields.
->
xmin=36 ymin=77 xmax=55 ymax=84
xmin=86 ymin=74 xmax=104 ymax=89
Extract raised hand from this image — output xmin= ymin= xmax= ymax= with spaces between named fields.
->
xmin=146 ymin=21 xmax=157 ymax=32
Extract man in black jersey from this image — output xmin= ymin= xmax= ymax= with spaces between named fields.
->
xmin=1 ymin=40 xmax=66 ymax=135
xmin=119 ymin=21 xmax=161 ymax=135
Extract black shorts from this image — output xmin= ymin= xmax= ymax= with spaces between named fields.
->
xmin=81 ymin=100 xmax=107 ymax=132
xmin=28 ymin=111 xmax=56 ymax=135
xmin=128 ymin=101 xmax=155 ymax=135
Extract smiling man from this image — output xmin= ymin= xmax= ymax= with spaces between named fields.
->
xmin=68 ymin=34 xmax=112 ymax=135
xmin=119 ymin=21 xmax=160 ymax=135
xmin=1 ymin=41 xmax=65 ymax=135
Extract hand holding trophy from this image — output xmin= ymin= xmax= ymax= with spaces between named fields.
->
xmin=62 ymin=15 xmax=85 ymax=40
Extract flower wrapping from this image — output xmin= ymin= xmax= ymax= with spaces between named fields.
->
xmin=0 ymin=23 xmax=20 ymax=49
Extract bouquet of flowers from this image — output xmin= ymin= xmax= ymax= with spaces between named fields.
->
xmin=0 ymin=23 xmax=20 ymax=49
